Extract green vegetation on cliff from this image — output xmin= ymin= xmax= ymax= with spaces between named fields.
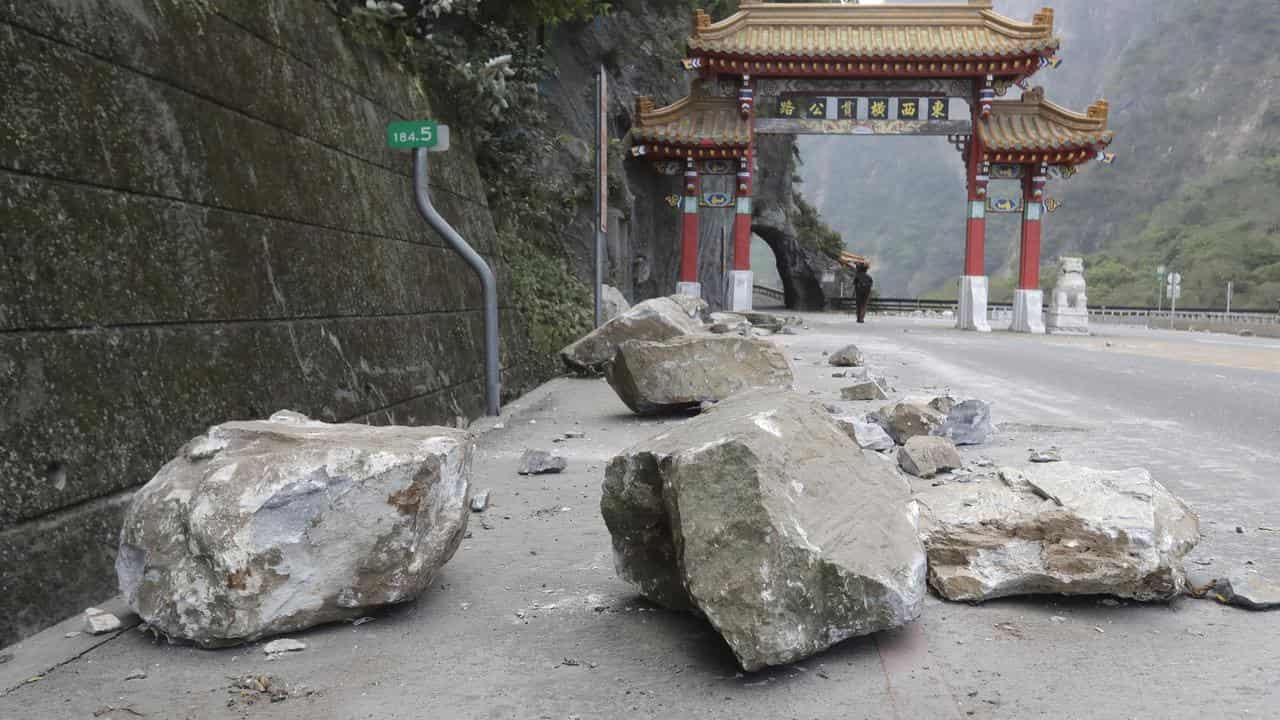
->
xmin=327 ymin=0 xmax=614 ymax=375
xmin=804 ymin=0 xmax=1280 ymax=310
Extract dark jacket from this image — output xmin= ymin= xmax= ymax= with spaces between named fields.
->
xmin=853 ymin=271 xmax=874 ymax=298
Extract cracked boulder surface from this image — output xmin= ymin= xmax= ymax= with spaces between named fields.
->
xmin=560 ymin=296 xmax=708 ymax=374
xmin=604 ymin=335 xmax=794 ymax=415
xmin=116 ymin=411 xmax=473 ymax=647
xmin=602 ymin=390 xmax=926 ymax=671
xmin=917 ymin=463 xmax=1200 ymax=603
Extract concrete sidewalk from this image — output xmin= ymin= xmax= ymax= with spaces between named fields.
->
xmin=3 ymin=315 xmax=1278 ymax=719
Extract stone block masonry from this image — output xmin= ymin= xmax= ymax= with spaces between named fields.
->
xmin=0 ymin=0 xmax=542 ymax=646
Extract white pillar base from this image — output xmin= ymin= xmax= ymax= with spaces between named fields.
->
xmin=730 ymin=271 xmax=753 ymax=311
xmin=1011 ymin=289 xmax=1046 ymax=334
xmin=956 ymin=276 xmax=991 ymax=333
xmin=676 ymin=281 xmax=702 ymax=299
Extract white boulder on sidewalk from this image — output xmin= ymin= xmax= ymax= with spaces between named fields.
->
xmin=117 ymin=411 xmax=474 ymax=647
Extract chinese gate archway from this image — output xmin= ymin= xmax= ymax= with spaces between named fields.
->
xmin=628 ymin=0 xmax=1115 ymax=332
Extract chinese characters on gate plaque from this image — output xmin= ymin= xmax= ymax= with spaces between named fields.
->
xmin=772 ymin=96 xmax=949 ymax=122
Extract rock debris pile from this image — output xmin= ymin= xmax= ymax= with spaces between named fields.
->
xmin=109 ymin=302 xmax=1251 ymax=683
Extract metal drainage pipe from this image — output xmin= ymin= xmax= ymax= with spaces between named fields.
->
xmin=413 ymin=148 xmax=501 ymax=416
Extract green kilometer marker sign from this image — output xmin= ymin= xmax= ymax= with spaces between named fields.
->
xmin=387 ymin=121 xmax=450 ymax=151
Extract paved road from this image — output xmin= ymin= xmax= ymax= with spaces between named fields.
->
xmin=3 ymin=315 xmax=1278 ymax=719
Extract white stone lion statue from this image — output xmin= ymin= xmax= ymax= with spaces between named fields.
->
xmin=1047 ymin=257 xmax=1089 ymax=334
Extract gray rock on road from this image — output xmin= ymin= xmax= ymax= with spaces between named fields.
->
xmin=898 ymin=436 xmax=963 ymax=478
xmin=835 ymin=416 xmax=896 ymax=452
xmin=117 ymin=411 xmax=473 ymax=647
xmin=841 ymin=380 xmax=888 ymax=402
xmin=602 ymin=390 xmax=926 ymax=672
xmin=560 ymin=295 xmax=708 ymax=373
xmin=84 ymin=607 xmax=123 ymax=635
xmin=871 ymin=402 xmax=946 ymax=445
xmin=828 ymin=344 xmax=866 ymax=367
xmin=932 ymin=399 xmax=995 ymax=446
xmin=1212 ymin=572 xmax=1280 ymax=610
xmin=604 ymin=335 xmax=794 ymax=415
xmin=518 ymin=449 xmax=567 ymax=475
xmin=917 ymin=463 xmax=1199 ymax=602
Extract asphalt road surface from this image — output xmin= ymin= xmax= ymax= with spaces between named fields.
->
xmin=3 ymin=314 xmax=1278 ymax=720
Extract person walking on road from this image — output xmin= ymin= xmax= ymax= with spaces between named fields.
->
xmin=853 ymin=263 xmax=873 ymax=324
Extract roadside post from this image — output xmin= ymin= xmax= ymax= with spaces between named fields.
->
xmin=389 ymin=120 xmax=501 ymax=417
xmin=1156 ymin=264 xmax=1166 ymax=317
xmin=594 ymin=67 xmax=609 ymax=327
xmin=1166 ymin=272 xmax=1182 ymax=329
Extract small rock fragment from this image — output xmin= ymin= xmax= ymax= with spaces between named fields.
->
xmin=518 ymin=450 xmax=567 ymax=475
xmin=933 ymin=399 xmax=995 ymax=446
xmin=1029 ymin=448 xmax=1062 ymax=463
xmin=835 ymin=416 xmax=895 ymax=452
xmin=84 ymin=608 xmax=122 ymax=635
xmin=64 ymin=631 xmax=82 ymax=638
xmin=470 ymin=490 xmax=492 ymax=512
xmin=1212 ymin=571 xmax=1280 ymax=610
xmin=841 ymin=380 xmax=888 ymax=402
xmin=124 ymin=669 xmax=148 ymax=681
xmin=263 ymin=639 xmax=307 ymax=655
xmin=928 ymin=396 xmax=958 ymax=415
xmin=352 ymin=617 xmax=375 ymax=627
xmin=828 ymin=344 xmax=865 ymax=367
xmin=564 ymin=431 xmax=586 ymax=439
xmin=871 ymin=402 xmax=946 ymax=445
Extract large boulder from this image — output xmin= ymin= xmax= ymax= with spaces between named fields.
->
xmin=604 ymin=335 xmax=794 ymax=415
xmin=601 ymin=391 xmax=926 ymax=671
xmin=560 ymin=295 xmax=708 ymax=373
xmin=116 ymin=412 xmax=473 ymax=647
xmin=871 ymin=402 xmax=946 ymax=445
xmin=917 ymin=463 xmax=1199 ymax=603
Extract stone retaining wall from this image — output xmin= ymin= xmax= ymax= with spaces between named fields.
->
xmin=0 ymin=0 xmax=539 ymax=646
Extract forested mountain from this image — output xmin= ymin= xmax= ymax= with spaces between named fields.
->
xmin=801 ymin=0 xmax=1280 ymax=309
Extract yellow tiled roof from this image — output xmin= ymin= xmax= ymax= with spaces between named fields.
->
xmin=631 ymin=88 xmax=751 ymax=148
xmin=688 ymin=1 xmax=1059 ymax=61
xmin=979 ymin=87 xmax=1114 ymax=152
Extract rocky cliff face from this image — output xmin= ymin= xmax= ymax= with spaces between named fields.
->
xmin=539 ymin=0 xmax=831 ymax=310
xmin=803 ymin=0 xmax=1280 ymax=307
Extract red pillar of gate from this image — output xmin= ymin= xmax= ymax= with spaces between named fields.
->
xmin=963 ymin=133 xmax=988 ymax=277
xmin=1018 ymin=170 xmax=1045 ymax=290
xmin=732 ymin=147 xmax=753 ymax=271
xmin=680 ymin=158 xmax=700 ymax=284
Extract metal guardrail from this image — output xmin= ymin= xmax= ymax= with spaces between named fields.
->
xmin=831 ymin=296 xmax=1280 ymax=325
xmin=753 ymin=285 xmax=786 ymax=304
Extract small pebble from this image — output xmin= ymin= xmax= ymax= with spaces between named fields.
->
xmin=262 ymin=639 xmax=307 ymax=655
